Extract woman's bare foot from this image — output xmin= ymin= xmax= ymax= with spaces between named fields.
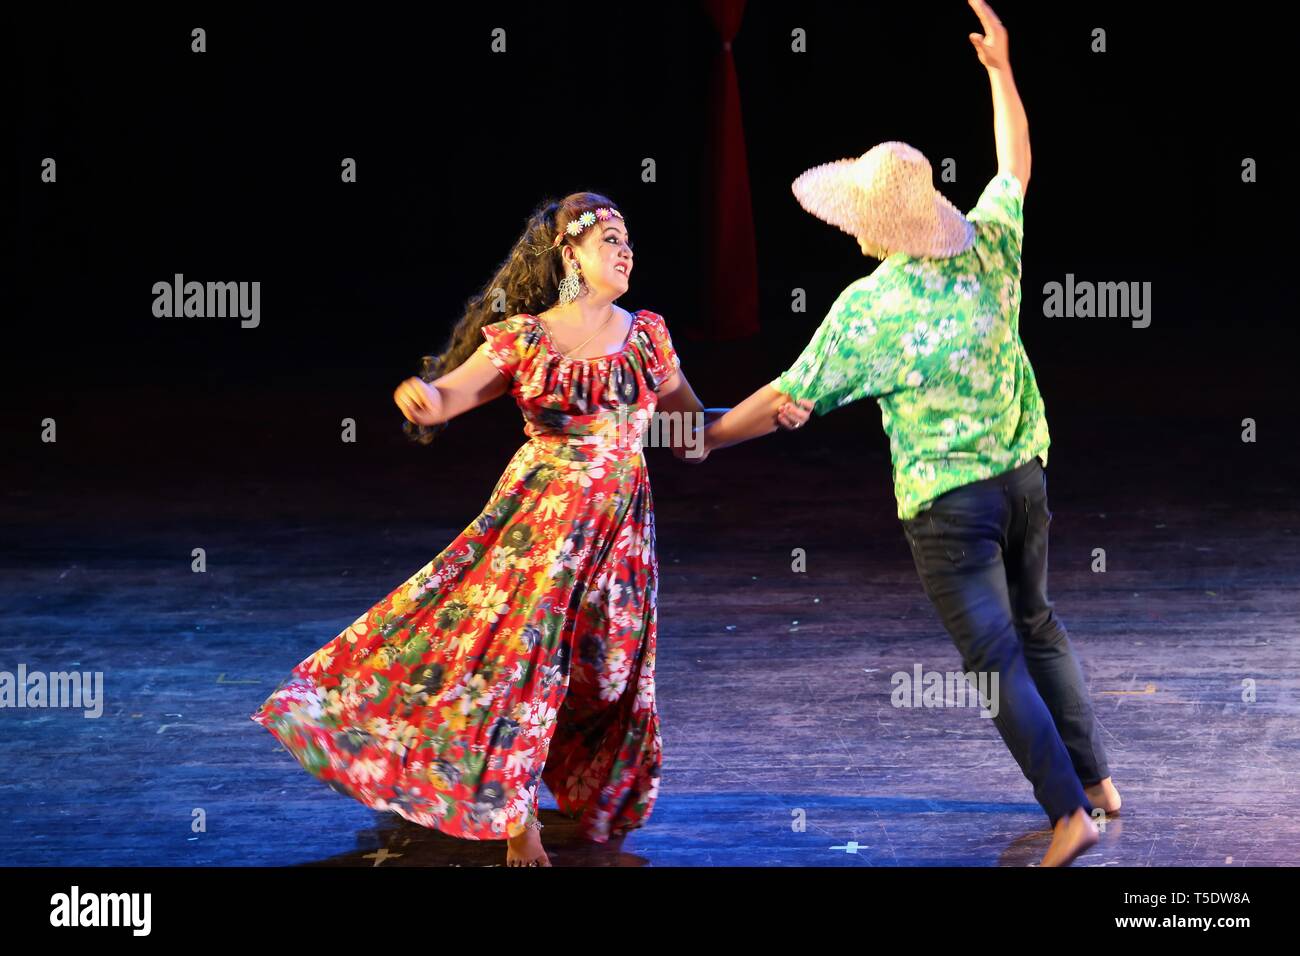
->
xmin=1040 ymin=806 xmax=1099 ymax=867
xmin=1084 ymin=777 xmax=1122 ymax=815
xmin=506 ymin=822 xmax=551 ymax=867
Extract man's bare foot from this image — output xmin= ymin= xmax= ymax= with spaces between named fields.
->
xmin=1040 ymin=806 xmax=1099 ymax=867
xmin=506 ymin=823 xmax=551 ymax=867
xmin=1084 ymin=777 xmax=1122 ymax=815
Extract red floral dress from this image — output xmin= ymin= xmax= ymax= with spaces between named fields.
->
xmin=251 ymin=309 xmax=680 ymax=842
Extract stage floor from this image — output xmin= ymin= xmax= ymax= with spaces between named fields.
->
xmin=3 ymin=384 xmax=1297 ymax=866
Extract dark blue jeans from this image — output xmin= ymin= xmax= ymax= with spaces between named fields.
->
xmin=900 ymin=456 xmax=1110 ymax=825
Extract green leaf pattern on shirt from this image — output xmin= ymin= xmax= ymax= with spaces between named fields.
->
xmin=771 ymin=173 xmax=1051 ymax=520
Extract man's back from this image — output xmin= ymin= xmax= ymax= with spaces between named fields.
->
xmin=769 ymin=172 xmax=1051 ymax=520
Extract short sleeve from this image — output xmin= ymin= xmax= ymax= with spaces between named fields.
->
xmin=967 ymin=172 xmax=1024 ymax=266
xmin=638 ymin=311 xmax=682 ymax=391
xmin=477 ymin=314 xmax=536 ymax=383
xmin=769 ymin=278 xmax=910 ymax=415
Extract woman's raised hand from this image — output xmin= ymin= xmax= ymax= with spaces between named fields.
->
xmin=967 ymin=0 xmax=1010 ymax=72
xmin=394 ymin=376 xmax=444 ymax=426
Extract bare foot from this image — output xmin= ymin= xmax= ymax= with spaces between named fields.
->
xmin=1040 ymin=806 xmax=1099 ymax=867
xmin=506 ymin=824 xmax=551 ymax=867
xmin=1084 ymin=777 xmax=1122 ymax=815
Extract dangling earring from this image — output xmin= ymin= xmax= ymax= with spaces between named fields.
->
xmin=558 ymin=262 xmax=584 ymax=305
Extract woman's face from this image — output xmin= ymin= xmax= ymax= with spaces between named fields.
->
xmin=565 ymin=217 xmax=634 ymax=298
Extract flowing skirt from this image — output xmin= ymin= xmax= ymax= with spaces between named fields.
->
xmin=250 ymin=436 xmax=662 ymax=841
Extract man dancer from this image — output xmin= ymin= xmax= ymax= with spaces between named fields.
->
xmin=689 ymin=0 xmax=1119 ymax=867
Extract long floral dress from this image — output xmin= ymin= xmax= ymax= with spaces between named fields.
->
xmin=251 ymin=309 xmax=681 ymax=842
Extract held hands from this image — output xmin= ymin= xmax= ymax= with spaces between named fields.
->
xmin=778 ymin=398 xmax=815 ymax=431
xmin=967 ymin=0 xmax=1010 ymax=72
xmin=671 ymin=398 xmax=814 ymax=465
xmin=394 ymin=376 xmax=443 ymax=426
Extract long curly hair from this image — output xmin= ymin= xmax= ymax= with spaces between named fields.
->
xmin=402 ymin=190 xmax=624 ymax=445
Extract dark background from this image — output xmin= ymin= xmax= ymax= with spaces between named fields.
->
xmin=6 ymin=0 xmax=1296 ymax=543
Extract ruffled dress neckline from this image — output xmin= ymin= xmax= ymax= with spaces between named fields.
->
xmin=525 ymin=310 xmax=645 ymax=364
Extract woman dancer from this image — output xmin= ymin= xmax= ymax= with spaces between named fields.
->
xmin=686 ymin=0 xmax=1119 ymax=867
xmin=251 ymin=192 xmax=811 ymax=866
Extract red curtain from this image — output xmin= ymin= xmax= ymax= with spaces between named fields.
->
xmin=702 ymin=0 xmax=759 ymax=340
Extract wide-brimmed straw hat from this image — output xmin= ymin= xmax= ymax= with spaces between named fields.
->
xmin=791 ymin=141 xmax=974 ymax=258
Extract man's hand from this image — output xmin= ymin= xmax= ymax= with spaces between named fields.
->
xmin=968 ymin=0 xmax=1010 ymax=72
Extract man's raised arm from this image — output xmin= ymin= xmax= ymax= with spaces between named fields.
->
xmin=968 ymin=0 xmax=1031 ymax=194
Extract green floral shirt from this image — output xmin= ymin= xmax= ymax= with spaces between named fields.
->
xmin=770 ymin=173 xmax=1050 ymax=520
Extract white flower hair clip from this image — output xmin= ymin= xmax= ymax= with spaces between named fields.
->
xmin=550 ymin=207 xmax=625 ymax=248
